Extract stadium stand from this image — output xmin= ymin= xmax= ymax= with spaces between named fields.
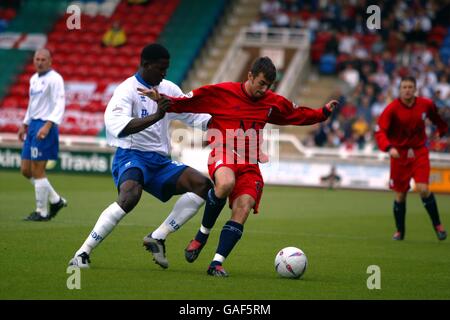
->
xmin=0 ymin=0 xmax=448 ymax=154
xmin=253 ymin=0 xmax=450 ymax=153
xmin=0 ymin=0 xmax=230 ymax=137
xmin=158 ymin=0 xmax=227 ymax=85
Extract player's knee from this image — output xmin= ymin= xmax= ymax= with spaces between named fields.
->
xmin=20 ymin=167 xmax=32 ymax=179
xmin=231 ymin=207 xmax=251 ymax=224
xmin=194 ymin=176 xmax=213 ymax=199
xmin=117 ymin=182 xmax=142 ymax=213
xmin=419 ymin=189 xmax=430 ymax=198
xmin=215 ymin=177 xmax=235 ymax=198
xmin=395 ymin=192 xmax=407 ymax=202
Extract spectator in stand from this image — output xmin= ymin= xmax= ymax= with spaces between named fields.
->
xmin=371 ymin=93 xmax=387 ymax=120
xmin=249 ymin=14 xmax=269 ymax=35
xmin=357 ymin=95 xmax=373 ymax=124
xmin=340 ymin=64 xmax=359 ymax=89
xmin=352 ymin=115 xmax=369 ymax=149
xmin=102 ymin=21 xmax=127 ymax=48
xmin=434 ymin=75 xmax=450 ymax=102
xmin=260 ymin=0 xmax=281 ymax=22
xmin=338 ymin=29 xmax=357 ymax=55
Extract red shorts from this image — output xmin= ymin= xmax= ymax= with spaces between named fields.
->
xmin=389 ymin=146 xmax=430 ymax=193
xmin=208 ymin=159 xmax=264 ymax=214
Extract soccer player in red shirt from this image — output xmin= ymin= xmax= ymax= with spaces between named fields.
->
xmin=375 ymin=76 xmax=448 ymax=241
xmin=139 ymin=57 xmax=338 ymax=276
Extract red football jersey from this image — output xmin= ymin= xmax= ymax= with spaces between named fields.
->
xmin=375 ymin=97 xmax=448 ymax=151
xmin=167 ymin=82 xmax=329 ymax=162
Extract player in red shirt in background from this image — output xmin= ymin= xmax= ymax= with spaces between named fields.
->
xmin=375 ymin=76 xmax=448 ymax=241
xmin=139 ymin=57 xmax=338 ymax=276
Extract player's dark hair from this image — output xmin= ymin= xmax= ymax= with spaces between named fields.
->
xmin=400 ymin=76 xmax=416 ymax=87
xmin=140 ymin=43 xmax=170 ymax=65
xmin=250 ymin=56 xmax=276 ymax=83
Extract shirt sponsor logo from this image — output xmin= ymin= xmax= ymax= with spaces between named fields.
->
xmin=30 ymin=89 xmax=44 ymax=96
xmin=141 ymin=109 xmax=149 ymax=118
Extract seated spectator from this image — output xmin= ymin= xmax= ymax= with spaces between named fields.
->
xmin=102 ymin=21 xmax=127 ymax=47
xmin=338 ymin=30 xmax=357 ymax=55
xmin=371 ymin=93 xmax=387 ymax=119
xmin=357 ymin=96 xmax=373 ymax=124
xmin=352 ymin=116 xmax=369 ymax=149
xmin=319 ymin=53 xmax=337 ymax=74
xmin=340 ymin=64 xmax=360 ymax=89
xmin=434 ymin=75 xmax=450 ymax=102
xmin=248 ymin=15 xmax=269 ymax=35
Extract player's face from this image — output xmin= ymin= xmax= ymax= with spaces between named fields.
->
xmin=33 ymin=52 xmax=51 ymax=73
xmin=248 ymin=72 xmax=273 ymax=99
xmin=143 ymin=58 xmax=169 ymax=86
xmin=399 ymin=80 xmax=416 ymax=101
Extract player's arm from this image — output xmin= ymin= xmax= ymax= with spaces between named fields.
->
xmin=120 ymin=97 xmax=171 ymax=136
xmin=268 ymin=95 xmax=338 ymax=126
xmin=165 ymin=84 xmax=212 ymax=131
xmin=105 ymin=86 xmax=169 ymax=138
xmin=428 ymin=102 xmax=449 ymax=137
xmin=138 ymin=85 xmax=218 ymax=115
xmin=37 ymin=75 xmax=66 ymax=140
xmin=374 ymin=104 xmax=398 ymax=157
xmin=19 ymin=108 xmax=30 ymax=142
xmin=46 ymin=75 xmax=66 ymax=126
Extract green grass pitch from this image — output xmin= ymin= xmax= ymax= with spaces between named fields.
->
xmin=0 ymin=170 xmax=449 ymax=299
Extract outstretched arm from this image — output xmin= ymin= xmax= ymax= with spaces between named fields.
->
xmin=269 ymin=97 xmax=338 ymax=126
xmin=138 ymin=85 xmax=218 ymax=115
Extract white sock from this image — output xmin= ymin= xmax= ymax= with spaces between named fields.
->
xmin=213 ymin=254 xmax=225 ymax=263
xmin=75 ymin=202 xmax=126 ymax=256
xmin=34 ymin=178 xmax=49 ymax=217
xmin=40 ymin=177 xmax=60 ymax=204
xmin=151 ymin=192 xmax=205 ymax=240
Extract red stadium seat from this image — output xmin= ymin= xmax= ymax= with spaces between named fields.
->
xmin=8 ymin=84 xmax=28 ymax=97
xmin=1 ymin=97 xmax=19 ymax=108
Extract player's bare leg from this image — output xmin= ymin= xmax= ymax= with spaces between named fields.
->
xmin=185 ymin=167 xmax=234 ymax=263
xmin=145 ymin=168 xmax=211 ymax=269
xmin=392 ymin=191 xmax=407 ymax=240
xmin=207 ymin=194 xmax=255 ymax=277
xmin=416 ymin=183 xmax=447 ymax=240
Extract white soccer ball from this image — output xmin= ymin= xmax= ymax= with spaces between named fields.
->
xmin=274 ymin=247 xmax=308 ymax=279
